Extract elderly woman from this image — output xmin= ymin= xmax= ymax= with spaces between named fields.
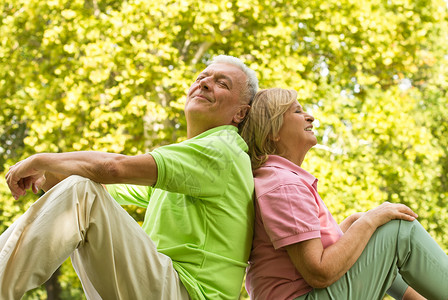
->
xmin=240 ymin=88 xmax=448 ymax=300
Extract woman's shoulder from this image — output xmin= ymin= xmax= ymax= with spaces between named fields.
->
xmin=254 ymin=156 xmax=308 ymax=196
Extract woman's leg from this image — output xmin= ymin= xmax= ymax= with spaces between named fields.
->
xmin=0 ymin=175 xmax=189 ymax=300
xmin=387 ymin=273 xmax=409 ymax=299
xmin=396 ymin=219 xmax=448 ymax=298
xmin=296 ymin=220 xmax=448 ymax=300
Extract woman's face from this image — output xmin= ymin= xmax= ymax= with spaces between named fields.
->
xmin=275 ymin=101 xmax=317 ymax=165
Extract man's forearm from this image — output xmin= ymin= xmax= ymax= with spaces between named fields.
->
xmin=32 ymin=152 xmax=124 ymax=184
xmin=6 ymin=151 xmax=157 ymax=199
xmin=31 ymin=151 xmax=158 ymax=186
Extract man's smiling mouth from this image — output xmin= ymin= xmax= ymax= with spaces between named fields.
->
xmin=195 ymin=94 xmax=212 ymax=102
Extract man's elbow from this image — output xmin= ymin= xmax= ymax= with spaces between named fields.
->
xmin=99 ymin=156 xmax=126 ymax=183
xmin=98 ymin=154 xmax=158 ymax=186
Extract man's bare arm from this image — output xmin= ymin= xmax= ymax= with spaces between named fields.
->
xmin=6 ymin=151 xmax=157 ymax=199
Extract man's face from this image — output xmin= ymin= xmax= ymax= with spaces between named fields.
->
xmin=185 ymin=63 xmax=248 ymax=134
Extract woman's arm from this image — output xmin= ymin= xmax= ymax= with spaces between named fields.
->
xmin=339 ymin=212 xmax=364 ymax=233
xmin=285 ymin=202 xmax=418 ymax=289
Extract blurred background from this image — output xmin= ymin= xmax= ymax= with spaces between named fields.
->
xmin=1 ymin=0 xmax=447 ymax=298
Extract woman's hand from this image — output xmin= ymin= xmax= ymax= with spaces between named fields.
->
xmin=362 ymin=202 xmax=418 ymax=230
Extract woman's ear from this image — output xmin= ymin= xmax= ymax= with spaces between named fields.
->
xmin=267 ymin=134 xmax=280 ymax=142
xmin=233 ymin=104 xmax=250 ymax=124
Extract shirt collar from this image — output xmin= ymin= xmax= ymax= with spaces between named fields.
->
xmin=263 ymin=155 xmax=318 ymax=186
xmin=190 ymin=125 xmax=248 ymax=152
xmin=192 ymin=125 xmax=238 ymax=139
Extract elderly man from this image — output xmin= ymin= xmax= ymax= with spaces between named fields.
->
xmin=2 ymin=55 xmax=259 ymax=300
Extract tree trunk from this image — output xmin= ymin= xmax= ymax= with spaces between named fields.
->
xmin=45 ymin=267 xmax=61 ymax=300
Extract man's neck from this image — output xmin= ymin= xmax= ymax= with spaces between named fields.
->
xmin=187 ymin=126 xmax=207 ymax=139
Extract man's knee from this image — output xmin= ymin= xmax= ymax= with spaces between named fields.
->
xmin=44 ymin=175 xmax=104 ymax=206
xmin=63 ymin=175 xmax=92 ymax=184
xmin=53 ymin=175 xmax=102 ymax=193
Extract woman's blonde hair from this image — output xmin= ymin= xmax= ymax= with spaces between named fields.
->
xmin=240 ymin=88 xmax=298 ymax=169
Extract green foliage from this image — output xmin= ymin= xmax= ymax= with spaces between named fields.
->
xmin=1 ymin=0 xmax=447 ymax=298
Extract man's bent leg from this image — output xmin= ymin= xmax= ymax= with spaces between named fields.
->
xmin=0 ymin=175 xmax=189 ymax=300
xmin=0 ymin=176 xmax=87 ymax=299
xmin=68 ymin=179 xmax=189 ymax=300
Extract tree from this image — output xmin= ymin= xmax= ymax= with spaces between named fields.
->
xmin=1 ymin=0 xmax=447 ymax=298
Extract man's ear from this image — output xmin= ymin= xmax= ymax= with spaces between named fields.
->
xmin=233 ymin=104 xmax=250 ymax=124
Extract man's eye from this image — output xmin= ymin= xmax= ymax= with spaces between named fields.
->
xmin=218 ymin=81 xmax=229 ymax=88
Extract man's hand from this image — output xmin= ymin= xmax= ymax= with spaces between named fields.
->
xmin=5 ymin=156 xmax=46 ymax=200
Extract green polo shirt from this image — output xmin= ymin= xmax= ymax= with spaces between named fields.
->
xmin=107 ymin=125 xmax=254 ymax=300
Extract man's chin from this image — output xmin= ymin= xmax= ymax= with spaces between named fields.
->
xmin=185 ymin=102 xmax=212 ymax=113
xmin=185 ymin=106 xmax=208 ymax=119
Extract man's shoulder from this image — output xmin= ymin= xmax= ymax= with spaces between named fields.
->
xmin=151 ymin=126 xmax=249 ymax=169
xmin=196 ymin=125 xmax=240 ymax=140
xmin=189 ymin=126 xmax=248 ymax=154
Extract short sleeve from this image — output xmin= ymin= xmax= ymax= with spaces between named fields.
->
xmin=150 ymin=131 xmax=246 ymax=198
xmin=106 ymin=184 xmax=152 ymax=207
xmin=257 ymin=183 xmax=321 ymax=249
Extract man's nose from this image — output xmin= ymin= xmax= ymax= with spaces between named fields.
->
xmin=199 ymin=78 xmax=210 ymax=90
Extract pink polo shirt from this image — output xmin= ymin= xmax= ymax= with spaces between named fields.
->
xmin=246 ymin=155 xmax=343 ymax=300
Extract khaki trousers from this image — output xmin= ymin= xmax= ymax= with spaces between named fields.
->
xmin=0 ymin=175 xmax=190 ymax=300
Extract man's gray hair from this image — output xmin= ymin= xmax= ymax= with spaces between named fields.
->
xmin=208 ymin=55 xmax=259 ymax=105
